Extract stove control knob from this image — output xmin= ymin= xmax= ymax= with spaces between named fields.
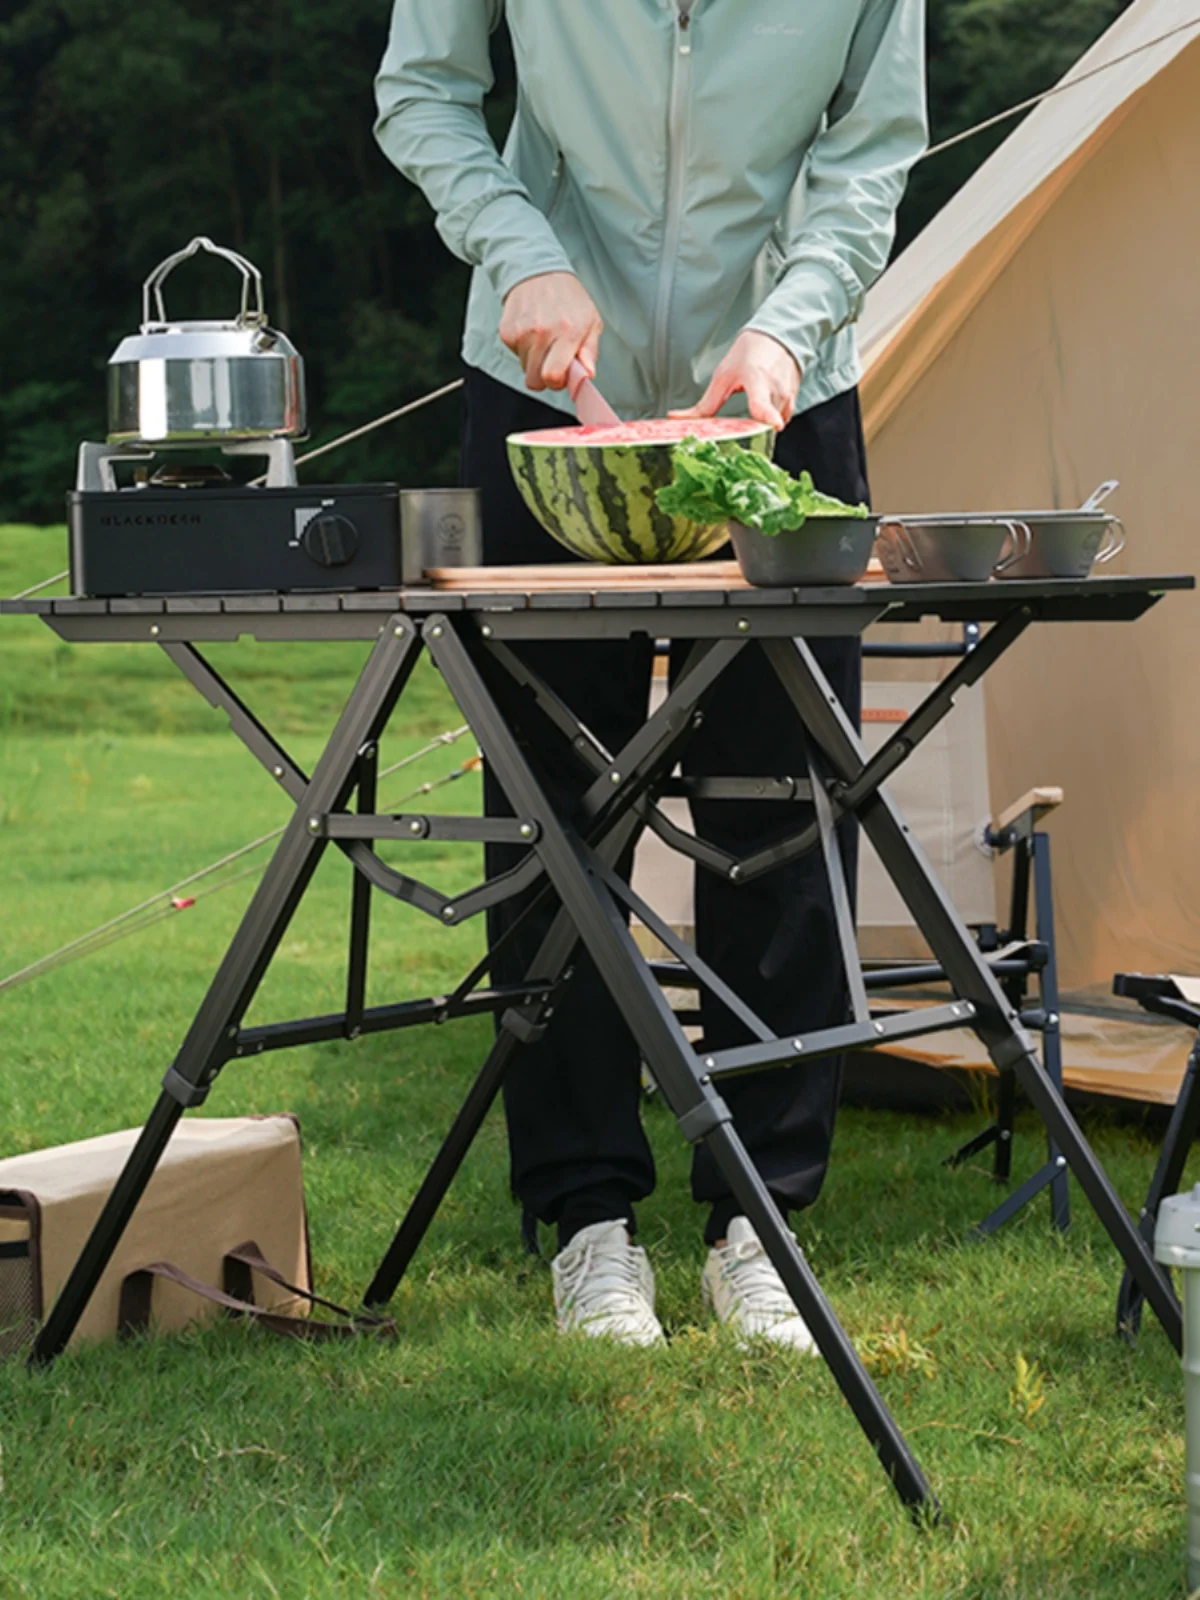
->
xmin=302 ymin=513 xmax=359 ymax=567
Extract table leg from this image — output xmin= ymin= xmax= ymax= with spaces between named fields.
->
xmin=345 ymin=743 xmax=378 ymax=1036
xmin=765 ymin=638 xmax=1182 ymax=1355
xmin=30 ymin=618 xmax=421 ymax=1365
xmin=1032 ymin=833 xmax=1071 ymax=1232
xmin=427 ymin=616 xmax=939 ymax=1517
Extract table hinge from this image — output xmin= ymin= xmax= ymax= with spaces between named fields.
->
xmin=501 ymin=1008 xmax=547 ymax=1046
xmin=161 ymin=1065 xmax=213 ymax=1109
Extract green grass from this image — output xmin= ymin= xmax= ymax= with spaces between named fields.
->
xmin=0 ymin=523 xmax=1193 ymax=1596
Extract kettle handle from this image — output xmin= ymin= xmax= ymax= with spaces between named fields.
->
xmin=142 ymin=236 xmax=266 ymax=329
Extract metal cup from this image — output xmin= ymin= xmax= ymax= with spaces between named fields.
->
xmin=400 ymin=488 xmax=483 ymax=586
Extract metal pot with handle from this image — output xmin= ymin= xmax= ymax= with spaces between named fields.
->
xmin=107 ymin=236 xmax=307 ymax=445
xmin=875 ymin=516 xmax=1030 ymax=583
xmin=994 ymin=480 xmax=1126 ymax=580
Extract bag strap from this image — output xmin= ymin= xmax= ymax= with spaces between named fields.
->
xmin=118 ymin=1240 xmax=397 ymax=1343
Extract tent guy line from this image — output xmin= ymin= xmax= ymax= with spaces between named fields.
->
xmin=246 ymin=377 xmax=465 ymax=486
xmin=12 ymin=568 xmax=69 ymax=600
xmin=0 ymin=729 xmax=476 ymax=997
xmin=921 ymin=12 xmax=1200 ymax=159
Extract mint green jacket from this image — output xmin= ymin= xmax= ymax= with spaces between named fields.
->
xmin=375 ymin=0 xmax=926 ymax=421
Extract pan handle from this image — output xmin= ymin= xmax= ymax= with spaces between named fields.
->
xmin=1094 ymin=516 xmax=1127 ymax=565
xmin=142 ymin=236 xmax=267 ymax=330
xmin=1080 ymin=479 xmax=1120 ymax=512
xmin=876 ymin=519 xmax=922 ymax=572
xmin=992 ymin=521 xmax=1031 ymax=574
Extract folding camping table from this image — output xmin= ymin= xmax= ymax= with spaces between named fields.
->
xmin=1 ymin=569 xmax=1192 ymax=1519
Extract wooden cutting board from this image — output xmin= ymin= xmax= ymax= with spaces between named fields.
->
xmin=427 ymin=561 xmax=746 ymax=591
xmin=426 ymin=560 xmax=886 ymax=592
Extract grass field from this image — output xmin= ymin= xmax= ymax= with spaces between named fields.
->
xmin=0 ymin=523 xmax=1194 ymax=1597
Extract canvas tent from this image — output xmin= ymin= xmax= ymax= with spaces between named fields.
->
xmin=855 ymin=0 xmax=1200 ymax=1097
xmin=634 ymin=0 xmax=1200 ymax=1102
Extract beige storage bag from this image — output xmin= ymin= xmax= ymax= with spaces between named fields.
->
xmin=0 ymin=1114 xmax=311 ymax=1356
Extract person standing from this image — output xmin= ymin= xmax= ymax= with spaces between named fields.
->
xmin=376 ymin=0 xmax=927 ymax=1348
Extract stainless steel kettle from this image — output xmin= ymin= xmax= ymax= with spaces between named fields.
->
xmin=107 ymin=236 xmax=307 ymax=446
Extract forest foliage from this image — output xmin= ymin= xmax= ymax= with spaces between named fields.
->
xmin=0 ymin=0 xmax=1130 ymax=521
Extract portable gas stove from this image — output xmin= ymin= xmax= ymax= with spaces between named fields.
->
xmin=68 ymin=438 xmax=402 ymax=597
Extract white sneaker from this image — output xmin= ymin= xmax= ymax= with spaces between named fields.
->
xmin=551 ymin=1220 xmax=665 ymax=1347
xmin=701 ymin=1216 xmax=819 ymax=1354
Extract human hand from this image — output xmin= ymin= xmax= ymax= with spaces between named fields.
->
xmin=499 ymin=272 xmax=604 ymax=393
xmin=672 ymin=330 xmax=802 ymax=432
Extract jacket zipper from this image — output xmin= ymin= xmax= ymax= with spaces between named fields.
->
xmin=652 ymin=4 xmax=694 ymax=409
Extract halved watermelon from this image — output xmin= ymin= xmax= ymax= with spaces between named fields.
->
xmin=506 ymin=417 xmax=774 ymax=563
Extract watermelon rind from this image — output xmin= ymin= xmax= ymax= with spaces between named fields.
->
xmin=505 ymin=418 xmax=775 ymax=564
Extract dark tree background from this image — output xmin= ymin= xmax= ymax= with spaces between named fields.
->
xmin=0 ymin=0 xmax=1129 ymax=522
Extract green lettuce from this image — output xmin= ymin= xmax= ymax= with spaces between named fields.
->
xmin=656 ymin=436 xmax=870 ymax=537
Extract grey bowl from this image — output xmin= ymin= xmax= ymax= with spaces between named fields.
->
xmin=729 ymin=516 xmax=879 ymax=587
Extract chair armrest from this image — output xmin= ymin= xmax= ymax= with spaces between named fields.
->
xmin=988 ymin=786 xmax=1063 ymax=850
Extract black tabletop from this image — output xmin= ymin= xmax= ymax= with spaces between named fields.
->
xmin=0 ymin=573 xmax=1192 ymax=644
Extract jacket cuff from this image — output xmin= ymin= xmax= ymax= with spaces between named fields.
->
xmin=745 ymin=259 xmax=854 ymax=376
xmin=459 ymin=191 xmax=576 ymax=303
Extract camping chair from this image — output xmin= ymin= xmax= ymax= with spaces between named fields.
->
xmin=1112 ymin=974 xmax=1200 ymax=1342
xmin=866 ymin=783 xmax=1071 ymax=1235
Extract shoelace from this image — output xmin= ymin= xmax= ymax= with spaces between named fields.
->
xmin=559 ymin=1238 xmax=650 ymax=1318
xmin=722 ymin=1238 xmax=797 ymax=1318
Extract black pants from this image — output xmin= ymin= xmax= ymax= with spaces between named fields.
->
xmin=460 ymin=366 xmax=867 ymax=1251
